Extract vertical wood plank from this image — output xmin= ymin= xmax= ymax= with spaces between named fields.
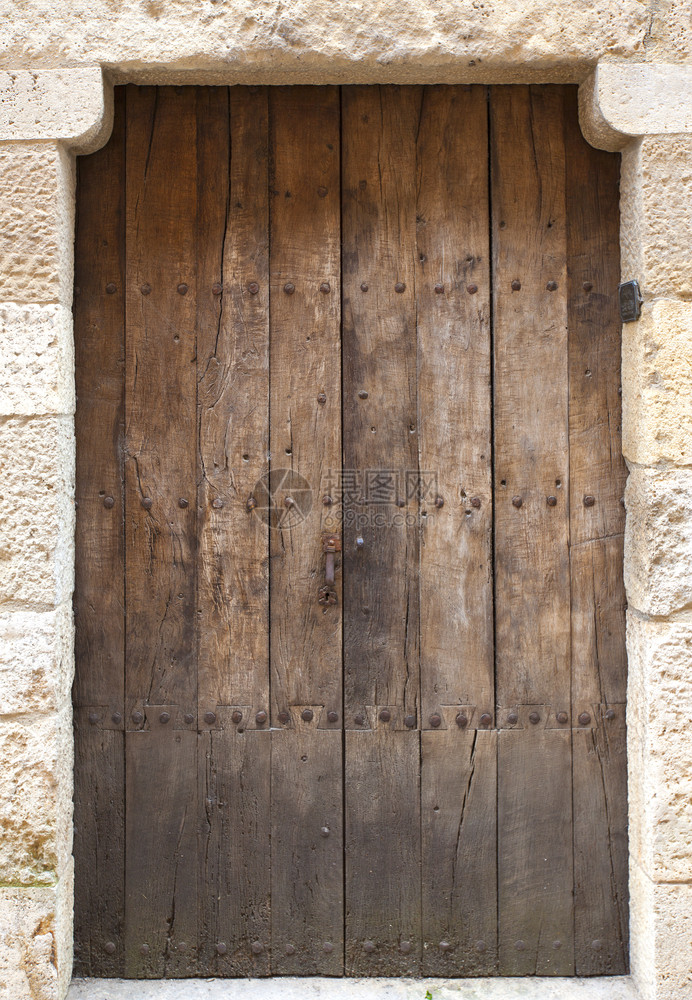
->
xmin=491 ymin=85 xmax=574 ymax=975
xmin=342 ymin=85 xmax=422 ymax=975
xmin=268 ymin=86 xmax=343 ymax=972
xmin=73 ymin=85 xmax=126 ymax=977
xmin=421 ymin=730 xmax=497 ymax=975
xmin=345 ymin=730 xmax=421 ymax=975
xmin=564 ymin=87 xmax=629 ymax=974
xmin=194 ymin=86 xmax=272 ymax=971
xmin=124 ymin=85 xmax=199 ymax=976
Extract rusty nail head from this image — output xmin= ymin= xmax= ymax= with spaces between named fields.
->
xmin=142 ymin=497 xmax=153 ymax=510
xmin=360 ymin=282 xmax=369 ymax=292
xmin=231 ymin=710 xmax=243 ymax=724
xmin=404 ymin=714 xmax=416 ymax=727
xmin=430 ymin=714 xmax=442 ymax=728
xmin=141 ymin=283 xmax=151 ymax=295
xmin=439 ymin=941 xmax=451 ymax=952
xmin=323 ymin=942 xmax=334 ymax=953
xmin=511 ymin=280 xmax=521 ymax=291
xmin=434 ymin=283 xmax=444 ymax=294
xmin=140 ymin=943 xmax=150 ymax=955
xmin=579 ymin=712 xmax=592 ymax=726
xmin=556 ymin=711 xmax=569 ymax=724
xmin=248 ymin=282 xmax=259 ymax=295
xmin=131 ymin=711 xmax=144 ymax=725
xmin=515 ymin=940 xmax=526 ymax=951
xmin=358 ymin=390 xmax=369 ymax=399
xmin=327 ymin=710 xmax=338 ymax=723
xmin=183 ymin=713 xmax=194 ymax=725
xmin=212 ymin=282 xmax=223 ymax=295
xmin=363 ymin=940 xmax=375 ymax=953
xmin=278 ymin=711 xmax=290 ymax=725
xmin=104 ymin=941 xmax=116 ymax=955
xmin=547 ymin=280 xmax=558 ymax=291
xmin=471 ymin=496 xmax=481 ymax=508
xmin=159 ymin=712 xmax=171 ymax=724
xmin=111 ymin=712 xmax=122 ymax=725
xmin=284 ymin=282 xmax=295 ymax=295
xmin=547 ymin=495 xmax=557 ymax=507
xmin=89 ymin=711 xmax=99 ymax=725
xmin=317 ymin=392 xmax=327 ymax=404
xmin=592 ymin=939 xmax=603 ymax=951
xmin=467 ymin=284 xmax=478 ymax=294
xmin=476 ymin=940 xmax=487 ymax=953
xmin=212 ymin=497 xmax=225 ymax=509
xmin=322 ymin=495 xmax=333 ymax=506
xmin=354 ymin=714 xmax=365 ymax=726
xmin=178 ymin=497 xmax=189 ymax=509
xmin=456 ymin=713 xmax=468 ymax=728
xmin=320 ymin=827 xmax=330 ymax=838
xmin=246 ymin=496 xmax=257 ymax=511
xmin=529 ymin=711 xmax=540 ymax=725
xmin=256 ymin=710 xmax=268 ymax=725
xmin=106 ymin=282 xmax=117 ymax=294
xmin=320 ymin=281 xmax=331 ymax=293
xmin=395 ymin=281 xmax=406 ymax=293
xmin=177 ymin=283 xmax=188 ymax=295
xmin=301 ymin=708 xmax=314 ymax=722
xmin=553 ymin=940 xmax=562 ymax=950
xmin=583 ymin=281 xmax=593 ymax=292
xmin=216 ymin=942 xmax=227 ymax=955
xmin=512 ymin=495 xmax=523 ymax=508
xmin=317 ymin=186 xmax=328 ymax=198
xmin=584 ymin=495 xmax=595 ymax=507
xmin=285 ymin=944 xmax=296 ymax=955
xmin=435 ymin=496 xmax=444 ymax=508
xmin=507 ymin=711 xmax=518 ymax=725
xmin=400 ymin=940 xmax=412 ymax=954
xmin=251 ymin=940 xmax=264 ymax=955
xmin=605 ymin=708 xmax=616 ymax=720
xmin=284 ymin=496 xmax=295 ymax=507
xmin=479 ymin=713 xmax=492 ymax=727
xmin=204 ymin=711 xmax=216 ymax=725
xmin=379 ymin=709 xmax=391 ymax=723
xmin=103 ymin=495 xmax=115 ymax=509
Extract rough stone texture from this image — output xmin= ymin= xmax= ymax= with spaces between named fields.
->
xmin=629 ymin=864 xmax=692 ymax=1000
xmin=624 ymin=465 xmax=692 ymax=617
xmin=0 ymin=604 xmax=73 ymax=716
xmin=0 ymin=2 xmax=647 ymax=83
xmin=0 ymin=870 xmax=73 ymax=1000
xmin=0 ymin=304 xmax=74 ymax=416
xmin=622 ymin=299 xmax=692 ymax=466
xmin=620 ymin=133 xmax=692 ymax=300
xmin=627 ymin=613 xmax=692 ymax=882
xmin=0 ymin=142 xmax=75 ymax=306
xmin=0 ymin=705 xmax=73 ymax=887
xmin=644 ymin=0 xmax=692 ymax=64
xmin=0 ymin=68 xmax=111 ymax=151
xmin=0 ymin=416 xmax=75 ymax=607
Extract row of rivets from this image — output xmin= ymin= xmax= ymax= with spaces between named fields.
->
xmin=510 ymin=494 xmax=600 ymax=509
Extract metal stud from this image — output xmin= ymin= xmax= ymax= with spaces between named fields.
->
xmin=546 ymin=281 xmax=558 ymax=291
xmin=529 ymin=711 xmax=541 ymax=725
xmin=479 ymin=713 xmax=492 ymax=727
xmin=301 ymin=709 xmax=314 ymax=722
xmin=106 ymin=282 xmax=117 ymax=294
xmin=317 ymin=186 xmax=328 ymax=198
xmin=278 ymin=711 xmax=290 ymax=725
xmin=429 ymin=714 xmax=442 ymax=728
xmin=395 ymin=282 xmax=406 ymax=293
xmin=111 ymin=712 xmax=122 ymax=725
xmin=284 ymin=282 xmax=295 ymax=295
xmin=255 ymin=710 xmax=268 ymax=725
xmin=434 ymin=283 xmax=444 ymax=294
xmin=354 ymin=714 xmax=365 ymax=726
xmin=358 ymin=390 xmax=369 ymax=399
xmin=360 ymin=282 xmax=369 ymax=292
xmin=556 ymin=711 xmax=569 ymax=724
xmin=363 ymin=940 xmax=376 ymax=953
xmin=317 ymin=392 xmax=327 ymax=404
xmin=327 ymin=710 xmax=338 ymax=723
xmin=475 ymin=940 xmax=487 ymax=953
xmin=320 ymin=282 xmax=331 ymax=294
xmin=183 ymin=713 xmax=194 ymax=725
xmin=251 ymin=940 xmax=264 ymax=955
xmin=159 ymin=712 xmax=171 ymax=725
xmin=231 ymin=710 xmax=243 ymax=724
xmin=583 ymin=281 xmax=593 ymax=292
xmin=322 ymin=495 xmax=333 ymax=506
xmin=246 ymin=497 xmax=257 ymax=512
xmin=320 ymin=827 xmax=330 ymax=838
xmin=400 ymin=940 xmax=412 ymax=954
xmin=131 ymin=710 xmax=144 ymax=725
xmin=141 ymin=283 xmax=152 ymax=295
xmin=512 ymin=495 xmax=523 ymax=508
xmin=212 ymin=282 xmax=223 ymax=295
xmin=104 ymin=941 xmax=116 ymax=955
xmin=605 ymin=708 xmax=616 ymax=721
xmin=178 ymin=497 xmax=189 ymax=509
xmin=88 ymin=712 xmax=99 ymax=725
xmin=177 ymin=283 xmax=188 ymax=295
xmin=584 ymin=495 xmax=596 ymax=507
xmin=216 ymin=942 xmax=227 ymax=955
xmin=511 ymin=280 xmax=521 ymax=291
xmin=284 ymin=496 xmax=295 ymax=508
xmin=140 ymin=943 xmax=150 ymax=955
xmin=379 ymin=709 xmax=391 ymax=723
xmin=435 ymin=496 xmax=444 ymax=509
xmin=456 ymin=713 xmax=468 ymax=728
xmin=285 ymin=944 xmax=296 ymax=955
xmin=248 ymin=282 xmax=259 ymax=295
xmin=204 ymin=711 xmax=216 ymax=725
xmin=323 ymin=942 xmax=334 ymax=953
xmin=212 ymin=497 xmax=225 ymax=509
xmin=142 ymin=497 xmax=153 ymax=510
xmin=515 ymin=940 xmax=526 ymax=951
xmin=591 ymin=939 xmax=603 ymax=951
xmin=579 ymin=712 xmax=592 ymax=726
xmin=404 ymin=715 xmax=416 ymax=728
xmin=507 ymin=711 xmax=519 ymax=725
xmin=470 ymin=496 xmax=481 ymax=508
xmin=553 ymin=940 xmax=562 ymax=950
xmin=439 ymin=941 xmax=451 ymax=952
xmin=467 ymin=284 xmax=478 ymax=295
xmin=356 ymin=536 xmax=365 ymax=548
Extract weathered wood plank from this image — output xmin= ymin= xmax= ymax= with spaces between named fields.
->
xmin=563 ymin=86 xmax=629 ymax=975
xmin=491 ymin=85 xmax=574 ymax=974
xmin=73 ymin=85 xmax=126 ymax=976
xmin=421 ymin=729 xmax=497 ymax=975
xmin=271 ymin=728 xmax=343 ymax=974
xmin=345 ymin=730 xmax=421 ymax=975
xmin=416 ymin=84 xmax=493 ymax=724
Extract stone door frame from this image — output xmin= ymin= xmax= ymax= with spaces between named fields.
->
xmin=0 ymin=58 xmax=691 ymax=1000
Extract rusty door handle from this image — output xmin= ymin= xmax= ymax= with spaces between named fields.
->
xmin=323 ymin=534 xmax=341 ymax=585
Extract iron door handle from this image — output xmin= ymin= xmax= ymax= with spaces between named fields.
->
xmin=323 ymin=534 xmax=341 ymax=585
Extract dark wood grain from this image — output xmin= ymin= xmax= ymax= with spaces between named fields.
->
xmin=72 ymin=85 xmax=126 ymax=977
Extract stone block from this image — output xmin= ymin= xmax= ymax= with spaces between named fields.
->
xmin=0 ymin=304 xmax=74 ymax=416
xmin=0 ymin=68 xmax=109 ymax=152
xmin=0 ymin=706 xmax=73 ymax=887
xmin=0 ymin=416 xmax=74 ymax=606
xmin=624 ymin=465 xmax=692 ymax=617
xmin=0 ymin=143 xmax=74 ymax=306
xmin=630 ymin=864 xmax=692 ymax=1000
xmin=0 ymin=868 xmax=73 ymax=1000
xmin=0 ymin=604 xmax=73 ymax=715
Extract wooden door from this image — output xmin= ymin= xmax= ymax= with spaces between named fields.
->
xmin=73 ymin=84 xmax=628 ymax=979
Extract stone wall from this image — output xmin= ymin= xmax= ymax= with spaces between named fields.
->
xmin=0 ymin=4 xmax=691 ymax=998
